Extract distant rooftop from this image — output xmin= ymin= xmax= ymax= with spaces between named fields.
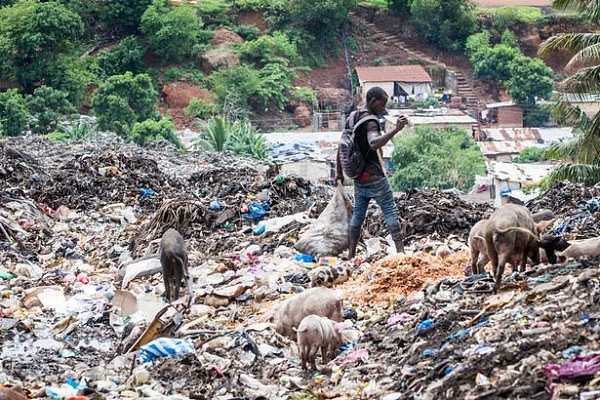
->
xmin=479 ymin=127 xmax=573 ymax=155
xmin=354 ymin=65 xmax=432 ymax=83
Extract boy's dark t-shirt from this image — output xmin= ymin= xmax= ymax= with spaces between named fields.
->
xmin=348 ymin=109 xmax=385 ymax=179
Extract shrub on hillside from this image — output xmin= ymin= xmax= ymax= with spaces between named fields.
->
xmin=0 ymin=89 xmax=28 ymax=137
xmin=131 ymin=117 xmax=181 ymax=148
xmin=97 ymin=36 xmax=145 ymax=77
xmin=27 ymin=86 xmax=74 ymax=134
xmin=410 ymin=0 xmax=475 ymax=51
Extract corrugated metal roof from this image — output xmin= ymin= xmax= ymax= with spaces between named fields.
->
xmin=488 ymin=161 xmax=557 ymax=184
xmin=479 ymin=127 xmax=573 ymax=155
xmin=485 ymin=101 xmax=516 ymax=109
xmin=354 ymin=65 xmax=432 ymax=83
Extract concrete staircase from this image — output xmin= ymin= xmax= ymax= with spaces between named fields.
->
xmin=352 ymin=14 xmax=481 ymax=114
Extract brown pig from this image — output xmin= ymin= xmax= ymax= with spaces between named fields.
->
xmin=469 ymin=219 xmax=489 ymax=275
xmin=159 ymin=228 xmax=193 ymax=304
xmin=483 ymin=204 xmax=539 ymax=292
xmin=556 ymin=237 xmax=600 ymax=262
xmin=274 ymin=287 xmax=343 ymax=339
xmin=0 ymin=387 xmax=28 ymax=400
xmin=296 ymin=314 xmax=345 ymax=371
xmin=532 ymin=209 xmax=555 ymax=223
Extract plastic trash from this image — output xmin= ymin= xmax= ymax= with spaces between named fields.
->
xmin=139 ymin=189 xmax=154 ymax=196
xmin=544 ymin=353 xmax=600 ymax=386
xmin=136 ymin=337 xmax=195 ymax=364
xmin=242 ymin=201 xmax=269 ymax=220
xmin=294 ymin=253 xmax=313 ymax=263
xmin=387 ymin=313 xmax=414 ymax=327
xmin=415 ymin=319 xmax=434 ymax=335
xmin=210 ymin=201 xmax=225 ymax=211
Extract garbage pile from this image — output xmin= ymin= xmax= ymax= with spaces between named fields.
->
xmin=528 ymin=181 xmax=600 ymax=239
xmin=2 ymin=135 xmax=600 ymax=399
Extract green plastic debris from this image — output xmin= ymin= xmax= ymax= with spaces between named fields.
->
xmin=0 ymin=272 xmax=15 ymax=279
xmin=275 ymin=175 xmax=286 ymax=185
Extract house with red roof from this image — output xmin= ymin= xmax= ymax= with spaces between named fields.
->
xmin=353 ymin=65 xmax=433 ymax=103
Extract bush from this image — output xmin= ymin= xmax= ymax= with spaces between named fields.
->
xmin=388 ymin=0 xmax=410 ymax=14
xmin=290 ymin=87 xmax=317 ymax=106
xmin=27 ymin=86 xmax=74 ymax=134
xmin=232 ymin=24 xmax=260 ymax=41
xmin=0 ymin=89 xmax=28 ymax=137
xmin=239 ymin=31 xmax=298 ymax=66
xmin=411 ymin=94 xmax=440 ymax=108
xmin=131 ymin=117 xmax=181 ymax=147
xmin=43 ymin=55 xmax=100 ymax=109
xmin=513 ymin=146 xmax=547 ymax=163
xmin=257 ymin=63 xmax=297 ymax=109
xmin=97 ymin=36 xmax=145 ymax=77
xmin=141 ymin=0 xmax=204 ymax=63
xmin=500 ymin=29 xmax=517 ymax=47
xmin=196 ymin=0 xmax=234 ymax=29
xmin=91 ymin=72 xmax=157 ymax=137
xmin=184 ymin=98 xmax=219 ymax=119
xmin=465 ymin=31 xmax=491 ymax=61
xmin=374 ymin=56 xmax=386 ymax=66
xmin=210 ymin=65 xmax=261 ymax=110
xmin=101 ymin=0 xmax=152 ymax=35
xmin=410 ymin=0 xmax=475 ymax=51
xmin=54 ymin=117 xmax=98 ymax=142
xmin=162 ymin=67 xmax=186 ymax=84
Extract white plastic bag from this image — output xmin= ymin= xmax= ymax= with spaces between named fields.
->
xmin=294 ymin=183 xmax=353 ymax=257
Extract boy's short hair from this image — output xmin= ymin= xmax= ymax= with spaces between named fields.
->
xmin=366 ymin=87 xmax=388 ymax=103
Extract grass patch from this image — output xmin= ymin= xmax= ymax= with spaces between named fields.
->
xmin=476 ymin=5 xmax=543 ymax=25
xmin=361 ymin=0 xmax=388 ymax=9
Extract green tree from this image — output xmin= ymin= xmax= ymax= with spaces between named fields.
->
xmin=57 ymin=0 xmax=101 ymax=41
xmin=97 ymin=36 xmax=145 ymax=77
xmin=388 ymin=0 xmax=410 ymax=14
xmin=43 ymin=55 xmax=100 ymax=108
xmin=100 ymin=0 xmax=152 ymax=35
xmin=538 ymin=0 xmax=600 ymax=184
xmin=471 ymin=44 xmax=522 ymax=83
xmin=91 ymin=72 xmax=157 ymax=137
xmin=410 ymin=0 xmax=475 ymax=51
xmin=287 ymin=0 xmax=358 ymax=45
xmin=507 ymin=56 xmax=554 ymax=106
xmin=513 ymin=146 xmax=547 ymax=163
xmin=390 ymin=125 xmax=487 ymax=191
xmin=27 ymin=86 xmax=74 ymax=134
xmin=0 ymin=89 xmax=28 ymax=137
xmin=131 ymin=117 xmax=182 ymax=148
xmin=141 ymin=0 xmax=203 ymax=63
xmin=0 ymin=1 xmax=84 ymax=93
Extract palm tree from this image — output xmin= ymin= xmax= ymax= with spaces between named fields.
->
xmin=538 ymin=1 xmax=600 ymax=185
xmin=192 ymin=116 xmax=231 ymax=152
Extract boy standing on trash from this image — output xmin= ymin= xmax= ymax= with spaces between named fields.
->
xmin=336 ymin=86 xmax=409 ymax=258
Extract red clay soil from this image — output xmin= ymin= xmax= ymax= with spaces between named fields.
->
xmin=238 ymin=11 xmax=269 ymax=32
xmin=159 ymin=82 xmax=212 ymax=130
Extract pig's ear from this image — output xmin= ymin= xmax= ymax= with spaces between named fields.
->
xmin=536 ymin=219 xmax=554 ymax=233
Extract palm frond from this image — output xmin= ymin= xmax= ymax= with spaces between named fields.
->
xmin=539 ymin=33 xmax=600 ymax=57
xmin=566 ymin=42 xmax=600 ymax=71
xmin=546 ymin=138 xmax=580 ymax=161
xmin=547 ymin=162 xmax=600 ymax=185
xmin=551 ymin=0 xmax=600 ymax=21
xmin=559 ymin=65 xmax=600 ymax=94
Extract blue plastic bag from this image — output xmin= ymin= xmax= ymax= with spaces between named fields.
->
xmin=136 ymin=337 xmax=195 ymax=364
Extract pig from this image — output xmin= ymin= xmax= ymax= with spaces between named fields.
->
xmin=159 ymin=228 xmax=193 ymax=304
xmin=483 ymin=204 xmax=539 ymax=292
xmin=556 ymin=237 xmax=600 ymax=262
xmin=0 ymin=387 xmax=28 ymax=400
xmin=538 ymin=234 xmax=570 ymax=264
xmin=273 ymin=287 xmax=343 ymax=339
xmin=532 ymin=209 xmax=555 ymax=223
xmin=469 ymin=219 xmax=489 ymax=275
xmin=296 ymin=314 xmax=345 ymax=371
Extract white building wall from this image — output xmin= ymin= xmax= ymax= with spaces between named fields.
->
xmin=360 ymin=82 xmax=395 ymax=102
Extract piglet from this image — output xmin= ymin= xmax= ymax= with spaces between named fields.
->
xmin=556 ymin=237 xmax=600 ymax=262
xmin=274 ymin=287 xmax=343 ymax=339
xmin=0 ymin=386 xmax=28 ymax=400
xmin=159 ymin=228 xmax=193 ymax=304
xmin=296 ymin=314 xmax=345 ymax=371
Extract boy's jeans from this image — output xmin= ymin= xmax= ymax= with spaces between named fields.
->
xmin=349 ymin=177 xmax=402 ymax=240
